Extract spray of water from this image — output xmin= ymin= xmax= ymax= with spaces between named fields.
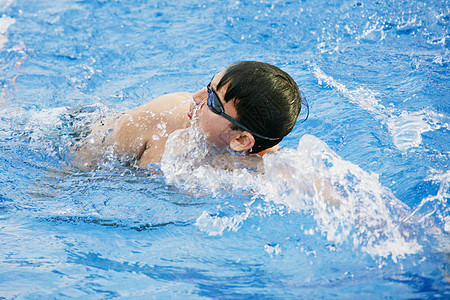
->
xmin=161 ymin=98 xmax=262 ymax=195
xmin=0 ymin=103 xmax=439 ymax=262
xmin=313 ymin=66 xmax=448 ymax=152
xmin=263 ymin=135 xmax=423 ymax=261
xmin=160 ymin=119 xmax=424 ymax=261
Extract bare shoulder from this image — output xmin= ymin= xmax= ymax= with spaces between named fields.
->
xmin=111 ymin=91 xmax=192 ymax=146
xmin=72 ymin=92 xmax=193 ymax=169
xmin=128 ymin=92 xmax=193 ymax=115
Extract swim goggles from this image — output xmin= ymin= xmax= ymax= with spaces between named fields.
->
xmin=206 ymin=80 xmax=280 ymax=141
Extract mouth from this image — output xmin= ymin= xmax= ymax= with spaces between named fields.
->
xmin=187 ymin=98 xmax=195 ymax=119
xmin=187 ymin=104 xmax=197 ymax=120
xmin=187 ymin=98 xmax=206 ymax=120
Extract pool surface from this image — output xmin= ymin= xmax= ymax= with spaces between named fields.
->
xmin=1 ymin=0 xmax=449 ymax=298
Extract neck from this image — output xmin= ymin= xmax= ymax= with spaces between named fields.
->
xmin=256 ymin=144 xmax=281 ymax=156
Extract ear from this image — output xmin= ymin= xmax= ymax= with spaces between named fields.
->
xmin=229 ymin=131 xmax=255 ymax=152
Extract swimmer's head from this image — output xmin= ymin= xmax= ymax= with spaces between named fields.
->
xmin=217 ymin=61 xmax=307 ymax=153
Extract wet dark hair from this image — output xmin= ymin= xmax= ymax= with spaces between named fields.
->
xmin=217 ymin=61 xmax=307 ymax=153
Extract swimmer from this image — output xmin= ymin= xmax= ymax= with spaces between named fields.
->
xmin=72 ymin=61 xmax=307 ymax=170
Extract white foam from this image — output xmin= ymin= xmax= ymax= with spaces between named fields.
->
xmin=385 ymin=109 xmax=448 ymax=152
xmin=0 ymin=104 xmax=112 ymax=161
xmin=0 ymin=103 xmax=433 ymax=262
xmin=161 ymin=129 xmax=424 ymax=261
xmin=445 ymin=216 xmax=450 ymax=233
xmin=0 ymin=15 xmax=15 ymax=33
xmin=407 ymin=169 xmax=450 ymax=226
xmin=0 ymin=0 xmax=14 ymax=13
xmin=264 ymin=243 xmax=282 ymax=257
xmin=262 ymin=135 xmax=422 ymax=261
xmin=408 ymin=169 xmax=450 ymax=252
xmin=195 ymin=209 xmax=251 ymax=236
xmin=0 ymin=15 xmax=15 ymax=50
xmin=313 ymin=66 xmax=448 ymax=152
xmin=314 ymin=66 xmax=386 ymax=114
xmin=358 ymin=20 xmax=387 ymax=42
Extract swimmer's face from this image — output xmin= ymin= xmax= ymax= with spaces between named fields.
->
xmin=189 ymin=69 xmax=255 ymax=152
xmin=190 ymin=69 xmax=236 ymax=147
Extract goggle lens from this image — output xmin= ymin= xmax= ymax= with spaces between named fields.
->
xmin=207 ymin=84 xmax=223 ymax=115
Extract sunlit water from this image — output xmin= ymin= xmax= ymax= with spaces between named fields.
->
xmin=1 ymin=0 xmax=449 ymax=298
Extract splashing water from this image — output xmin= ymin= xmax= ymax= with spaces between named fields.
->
xmin=161 ymin=128 xmax=423 ymax=261
xmin=0 ymin=14 xmax=15 ymax=50
xmin=160 ymin=98 xmax=223 ymax=190
xmin=0 ymin=103 xmax=115 ymax=164
xmin=263 ymin=135 xmax=423 ymax=261
xmin=404 ymin=169 xmax=450 ymax=252
xmin=1 ymin=0 xmax=448 ymax=297
xmin=0 ymin=101 xmax=436 ymax=263
xmin=161 ymin=126 xmax=221 ymax=188
xmin=314 ymin=66 xmax=449 ymax=152
xmin=160 ymin=99 xmax=261 ymax=196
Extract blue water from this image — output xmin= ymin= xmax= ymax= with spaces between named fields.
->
xmin=1 ymin=0 xmax=449 ymax=298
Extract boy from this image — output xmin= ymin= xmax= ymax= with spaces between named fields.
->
xmin=73 ymin=61 xmax=305 ymax=169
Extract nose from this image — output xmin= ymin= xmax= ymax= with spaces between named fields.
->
xmin=193 ymin=87 xmax=208 ymax=105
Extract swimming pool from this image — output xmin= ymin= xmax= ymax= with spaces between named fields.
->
xmin=1 ymin=0 xmax=448 ymax=298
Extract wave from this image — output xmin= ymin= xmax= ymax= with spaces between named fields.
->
xmin=161 ymin=126 xmax=429 ymax=261
xmin=313 ymin=66 xmax=448 ymax=152
xmin=0 ymin=14 xmax=14 ymax=50
xmin=1 ymin=106 xmax=446 ymax=262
